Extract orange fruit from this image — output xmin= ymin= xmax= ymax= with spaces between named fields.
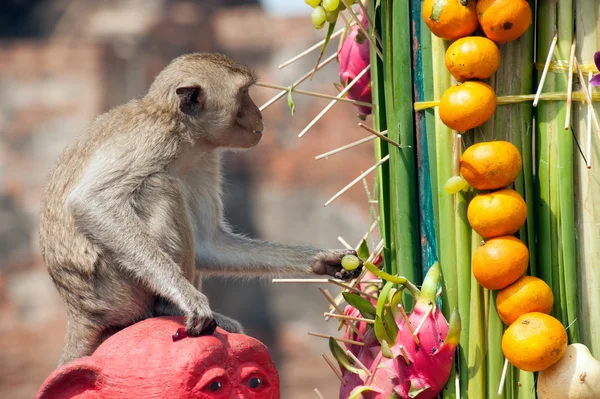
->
xmin=502 ymin=312 xmax=567 ymax=372
xmin=445 ymin=36 xmax=501 ymax=82
xmin=422 ymin=0 xmax=479 ymax=41
xmin=477 ymin=0 xmax=532 ymax=44
xmin=460 ymin=141 xmax=522 ymax=190
xmin=439 ymin=82 xmax=496 ymax=132
xmin=496 ymin=276 xmax=554 ymax=325
xmin=472 ymin=235 xmax=528 ymax=290
xmin=467 ymin=188 xmax=527 ymax=238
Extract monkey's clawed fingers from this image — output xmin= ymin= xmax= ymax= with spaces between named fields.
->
xmin=180 ymin=292 xmax=217 ymax=338
xmin=311 ymin=249 xmax=363 ymax=281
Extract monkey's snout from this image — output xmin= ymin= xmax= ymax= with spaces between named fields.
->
xmin=252 ymin=121 xmax=265 ymax=135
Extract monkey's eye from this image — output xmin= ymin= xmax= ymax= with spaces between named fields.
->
xmin=248 ymin=377 xmax=262 ymax=389
xmin=208 ymin=380 xmax=223 ymax=392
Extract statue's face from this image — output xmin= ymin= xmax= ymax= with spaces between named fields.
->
xmin=36 ymin=317 xmax=280 ymax=399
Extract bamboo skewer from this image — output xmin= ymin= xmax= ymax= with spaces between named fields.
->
xmin=319 ymin=287 xmax=364 ymax=339
xmin=278 ymin=27 xmax=348 ymax=69
xmin=315 ymin=134 xmax=379 ymax=160
xmin=324 ymin=312 xmax=375 ymax=324
xmin=413 ymin=304 xmax=434 ymax=337
xmin=533 ymin=31 xmax=558 ymax=107
xmin=337 ymin=236 xmax=353 ymax=249
xmin=498 ymin=358 xmax=509 ymax=396
xmin=358 ymin=124 xmax=400 ymax=148
xmin=575 ymin=58 xmax=600 ymax=137
xmin=299 ymin=65 xmax=371 ymax=138
xmin=327 ymin=279 xmax=378 ymax=301
xmin=324 ymin=154 xmax=390 ymax=206
xmin=260 ymin=52 xmax=338 ymax=111
xmin=565 ymin=38 xmax=576 ymax=130
xmin=346 ymin=349 xmax=373 ymax=377
xmin=398 ymin=345 xmax=411 ymax=365
xmin=314 ymin=388 xmax=325 ymax=399
xmin=256 ymin=81 xmax=373 ymax=108
xmin=398 ymin=304 xmax=420 ymax=345
xmin=310 ymin=332 xmax=365 ymax=346
xmin=321 ymin=353 xmax=347 ymax=385
xmin=353 ymin=0 xmax=379 ymax=46
xmin=587 ymin=71 xmax=593 ymax=169
xmin=272 ymin=278 xmax=382 ymax=284
xmin=340 ymin=0 xmax=383 ymax=60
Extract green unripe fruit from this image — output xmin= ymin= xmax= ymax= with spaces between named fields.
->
xmin=341 ymin=255 xmax=361 ymax=271
xmin=325 ymin=8 xmax=339 ymax=23
xmin=311 ymin=6 xmax=327 ymax=29
xmin=444 ymin=175 xmax=469 ymax=194
xmin=305 ymin=0 xmax=321 ymax=7
xmin=322 ymin=0 xmax=340 ymax=11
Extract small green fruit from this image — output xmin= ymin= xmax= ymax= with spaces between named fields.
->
xmin=305 ymin=0 xmax=321 ymax=7
xmin=341 ymin=255 xmax=360 ymax=271
xmin=322 ymin=0 xmax=340 ymax=11
xmin=444 ymin=175 xmax=469 ymax=194
xmin=311 ymin=6 xmax=327 ymax=29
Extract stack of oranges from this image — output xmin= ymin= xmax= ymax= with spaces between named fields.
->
xmin=422 ymin=0 xmax=532 ymax=132
xmin=458 ymin=141 xmax=568 ymax=373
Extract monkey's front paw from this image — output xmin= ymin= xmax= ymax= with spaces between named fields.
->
xmin=311 ymin=249 xmax=363 ymax=280
xmin=182 ymin=294 xmax=216 ymax=337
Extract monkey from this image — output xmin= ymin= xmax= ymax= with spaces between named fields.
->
xmin=39 ymin=53 xmax=361 ymax=366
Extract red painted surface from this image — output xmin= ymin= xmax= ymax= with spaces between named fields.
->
xmin=36 ymin=317 xmax=280 ymax=399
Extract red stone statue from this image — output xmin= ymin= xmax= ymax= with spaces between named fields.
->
xmin=36 ymin=317 xmax=280 ymax=399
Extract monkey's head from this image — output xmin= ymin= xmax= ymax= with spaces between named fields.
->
xmin=148 ymin=53 xmax=264 ymax=149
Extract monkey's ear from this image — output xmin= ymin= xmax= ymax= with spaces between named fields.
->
xmin=176 ymin=86 xmax=204 ymax=116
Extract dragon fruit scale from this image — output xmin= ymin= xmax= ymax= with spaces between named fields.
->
xmin=338 ymin=8 xmax=372 ymax=119
xmin=331 ymin=263 xmax=461 ymax=399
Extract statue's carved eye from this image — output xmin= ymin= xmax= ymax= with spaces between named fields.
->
xmin=209 ymin=381 xmax=222 ymax=392
xmin=248 ymin=377 xmax=262 ymax=389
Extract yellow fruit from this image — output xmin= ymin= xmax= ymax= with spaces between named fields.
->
xmin=496 ymin=275 xmax=554 ymax=325
xmin=467 ymin=188 xmax=527 ymax=238
xmin=422 ymin=0 xmax=478 ymax=41
xmin=502 ymin=312 xmax=567 ymax=372
xmin=472 ymin=235 xmax=528 ymax=290
xmin=460 ymin=141 xmax=522 ymax=190
xmin=445 ymin=36 xmax=501 ymax=82
xmin=477 ymin=0 xmax=532 ymax=44
xmin=439 ymin=82 xmax=497 ymax=132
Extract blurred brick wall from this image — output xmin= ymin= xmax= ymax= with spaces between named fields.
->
xmin=0 ymin=2 xmax=379 ymax=398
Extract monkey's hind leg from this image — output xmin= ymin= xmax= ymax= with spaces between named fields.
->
xmin=154 ymin=298 xmax=244 ymax=334
xmin=58 ymin=317 xmax=105 ymax=366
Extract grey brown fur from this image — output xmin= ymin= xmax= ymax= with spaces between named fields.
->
xmin=39 ymin=53 xmax=359 ymax=366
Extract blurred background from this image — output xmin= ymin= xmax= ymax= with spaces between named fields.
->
xmin=0 ymin=0 xmax=379 ymax=397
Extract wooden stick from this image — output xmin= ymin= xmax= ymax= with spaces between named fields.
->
xmin=455 ymin=133 xmax=462 ymax=174
xmin=278 ymin=27 xmax=347 ymax=69
xmin=337 ymin=236 xmax=354 ymax=250
xmin=315 ymin=135 xmax=378 ymax=160
xmin=398 ymin=304 xmax=420 ymax=345
xmin=358 ymin=124 xmax=400 ymax=148
xmin=413 ymin=304 xmax=434 ymax=337
xmin=354 ymin=0 xmax=380 ymax=47
xmin=324 ymin=154 xmax=390 ymax=206
xmin=340 ymin=0 xmax=383 ymax=60
xmin=314 ymin=388 xmax=326 ymax=399
xmin=327 ymin=279 xmax=378 ymax=301
xmin=319 ymin=287 xmax=364 ymax=339
xmin=324 ymin=312 xmax=375 ymax=324
xmin=398 ymin=345 xmax=411 ymax=365
xmin=575 ymin=57 xmax=600 ymax=136
xmin=260 ymin=52 xmax=338 ymax=111
xmin=498 ymin=358 xmax=509 ymax=396
xmin=256 ymin=81 xmax=373 ymax=108
xmin=533 ymin=31 xmax=558 ymax=107
xmin=310 ymin=332 xmax=365 ymax=346
xmin=299 ymin=65 xmax=371 ymax=138
xmin=321 ymin=353 xmax=347 ymax=385
xmin=272 ymin=278 xmax=382 ymax=284
xmin=346 ymin=349 xmax=373 ymax=377
xmin=587 ymin=71 xmax=593 ymax=169
xmin=565 ymin=38 xmax=576 ymax=130
xmin=356 ymin=220 xmax=379 ymax=251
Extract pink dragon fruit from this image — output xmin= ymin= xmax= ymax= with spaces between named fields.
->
xmin=331 ymin=263 xmax=461 ymax=399
xmin=338 ymin=8 xmax=372 ymax=119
